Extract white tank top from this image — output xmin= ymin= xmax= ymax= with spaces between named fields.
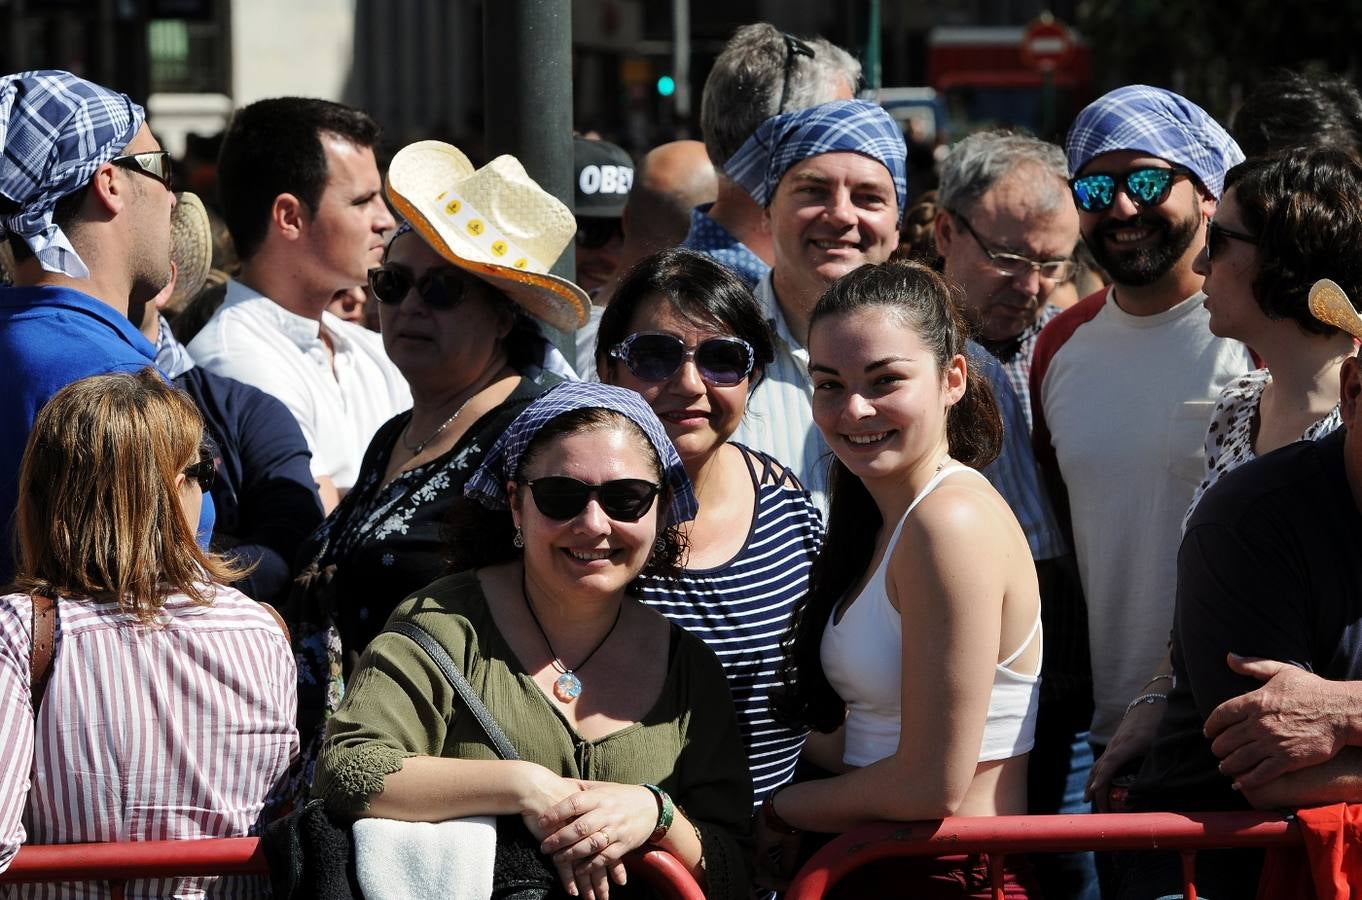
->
xmin=820 ymin=464 xmax=1041 ymax=768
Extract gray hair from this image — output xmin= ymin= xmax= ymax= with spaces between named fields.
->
xmin=937 ymin=130 xmax=1070 ymax=217
xmin=699 ymin=23 xmax=862 ymax=169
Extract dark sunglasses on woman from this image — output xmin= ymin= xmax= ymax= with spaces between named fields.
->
xmin=523 ymin=476 xmax=661 ymax=522
xmin=1205 ymin=220 xmax=1257 ymax=261
xmin=183 ymin=443 xmax=216 ymax=492
xmin=1069 ymin=165 xmax=1194 ymax=213
xmin=610 ymin=332 xmax=755 ymax=387
xmin=368 ymin=265 xmax=469 ymax=310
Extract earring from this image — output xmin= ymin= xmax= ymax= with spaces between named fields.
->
xmin=513 ymin=527 xmax=524 ymax=548
xmin=653 ymin=535 xmax=665 ymax=555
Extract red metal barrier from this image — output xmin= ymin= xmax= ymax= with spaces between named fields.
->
xmin=0 ymin=838 xmax=705 ymax=900
xmin=784 ymin=812 xmax=1300 ymax=900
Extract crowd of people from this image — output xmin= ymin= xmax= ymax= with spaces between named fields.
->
xmin=3 ymin=20 xmax=1362 ymax=900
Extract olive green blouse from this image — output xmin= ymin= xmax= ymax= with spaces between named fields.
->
xmin=314 ymin=571 xmax=753 ymax=899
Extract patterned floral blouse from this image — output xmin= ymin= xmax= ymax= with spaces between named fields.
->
xmin=296 ymin=372 xmax=559 ymax=666
xmin=1183 ymin=367 xmax=1341 ymax=531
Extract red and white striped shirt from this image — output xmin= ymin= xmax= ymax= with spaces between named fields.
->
xmin=0 ymin=585 xmax=298 ymax=898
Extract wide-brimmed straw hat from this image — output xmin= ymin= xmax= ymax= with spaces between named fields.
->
xmin=385 ymin=141 xmax=590 ymax=332
xmin=168 ymin=191 xmax=212 ymax=312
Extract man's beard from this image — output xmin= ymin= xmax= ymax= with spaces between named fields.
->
xmin=1086 ymin=210 xmax=1200 ymax=287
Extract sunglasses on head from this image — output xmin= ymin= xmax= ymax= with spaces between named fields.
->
xmin=368 ymin=265 xmax=469 ymax=310
xmin=523 ymin=476 xmax=661 ymax=522
xmin=184 ymin=443 xmax=215 ymax=492
xmin=776 ymin=33 xmax=816 ymax=115
xmin=1069 ymin=165 xmax=1194 ymax=213
xmin=575 ymin=218 xmax=623 ymax=250
xmin=610 ymin=331 xmax=756 ymax=387
xmin=110 ymin=151 xmax=173 ymax=190
xmin=1205 ymin=220 xmax=1257 ymax=260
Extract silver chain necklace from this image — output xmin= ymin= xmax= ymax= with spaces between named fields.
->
xmin=401 ymin=395 xmax=472 ymax=456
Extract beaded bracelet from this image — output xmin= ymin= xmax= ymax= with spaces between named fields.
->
xmin=1142 ymin=673 xmax=1176 ymax=690
xmin=1125 ymin=692 xmax=1168 ymax=714
xmin=641 ymin=783 xmax=674 ymax=844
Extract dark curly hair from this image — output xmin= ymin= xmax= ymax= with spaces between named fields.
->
xmin=775 ymin=260 xmax=1002 ymax=732
xmin=445 ymin=407 xmax=687 ymax=585
xmin=1231 ymin=70 xmax=1362 ymax=161
xmin=1223 ymin=147 xmax=1362 ymax=336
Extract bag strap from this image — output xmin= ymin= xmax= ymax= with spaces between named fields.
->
xmin=29 ymin=594 xmax=56 ymax=716
xmin=386 ymin=621 xmax=520 ymax=762
xmin=258 ymin=601 xmax=292 ymax=645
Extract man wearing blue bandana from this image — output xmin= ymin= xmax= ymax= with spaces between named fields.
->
xmin=0 ymin=70 xmax=213 ymax=581
xmin=723 ymin=98 xmax=907 ymax=509
xmin=1029 ymin=86 xmax=1253 ymax=827
xmin=683 ymin=24 xmax=861 ymax=291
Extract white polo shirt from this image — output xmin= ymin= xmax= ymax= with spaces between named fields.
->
xmin=187 ymin=279 xmax=411 ymax=490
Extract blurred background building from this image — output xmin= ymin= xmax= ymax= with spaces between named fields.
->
xmin=3 ymin=0 xmax=1355 ymax=161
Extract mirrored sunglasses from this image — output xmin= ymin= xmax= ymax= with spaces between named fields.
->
xmin=110 ymin=151 xmax=174 ymax=190
xmin=524 ymin=476 xmax=661 ymax=522
xmin=368 ymin=265 xmax=469 ymax=310
xmin=1205 ymin=220 xmax=1257 ymax=260
xmin=1069 ymin=166 xmax=1193 ymax=213
xmin=609 ymin=332 xmax=755 ymax=387
xmin=183 ymin=443 xmax=215 ymax=492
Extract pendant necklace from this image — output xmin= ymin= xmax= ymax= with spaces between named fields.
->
xmin=402 ymin=394 xmax=473 ymax=456
xmin=522 ymin=572 xmax=623 ymax=702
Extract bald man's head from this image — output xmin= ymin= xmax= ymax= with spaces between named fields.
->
xmin=620 ymin=141 xmax=718 ymax=265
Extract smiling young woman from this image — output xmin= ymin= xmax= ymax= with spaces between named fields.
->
xmin=765 ymin=261 xmax=1042 ymax=898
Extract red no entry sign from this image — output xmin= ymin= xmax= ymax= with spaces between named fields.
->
xmin=1020 ymin=17 xmax=1074 ymax=71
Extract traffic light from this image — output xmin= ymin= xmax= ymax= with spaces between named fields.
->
xmin=656 ymin=75 xmax=676 ymax=97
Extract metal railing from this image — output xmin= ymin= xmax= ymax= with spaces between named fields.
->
xmin=784 ymin=812 xmax=1300 ymax=900
xmin=1 ymin=838 xmax=705 ymax=900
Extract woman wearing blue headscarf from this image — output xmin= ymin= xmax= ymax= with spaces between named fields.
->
xmin=314 ymin=383 xmax=752 ymax=900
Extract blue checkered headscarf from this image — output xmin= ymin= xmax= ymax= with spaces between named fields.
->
xmin=0 ymin=70 xmax=145 ymax=278
xmin=724 ymin=99 xmax=908 ymax=221
xmin=1066 ymin=85 xmax=1244 ymax=198
xmin=464 ymin=382 xmax=698 ymax=525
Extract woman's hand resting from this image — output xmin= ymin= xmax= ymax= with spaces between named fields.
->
xmin=534 ymin=781 xmax=660 ymax=899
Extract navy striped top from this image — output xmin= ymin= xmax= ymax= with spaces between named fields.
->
xmin=639 ymin=444 xmax=824 ymax=808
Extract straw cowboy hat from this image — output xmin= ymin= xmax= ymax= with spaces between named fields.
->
xmin=168 ymin=191 xmax=212 ymax=312
xmin=384 ymin=141 xmax=590 ymax=332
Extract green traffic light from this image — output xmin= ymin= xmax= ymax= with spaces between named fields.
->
xmin=657 ymin=75 xmax=676 ymax=97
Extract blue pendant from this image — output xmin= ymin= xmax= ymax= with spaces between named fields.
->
xmin=554 ymin=671 xmax=583 ymax=702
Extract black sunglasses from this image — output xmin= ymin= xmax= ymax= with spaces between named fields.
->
xmin=523 ymin=476 xmax=661 ymax=522
xmin=183 ymin=443 xmax=215 ymax=492
xmin=1069 ymin=166 xmax=1193 ymax=213
xmin=776 ymin=33 xmax=816 ymax=115
xmin=110 ymin=151 xmax=174 ymax=190
xmin=1205 ymin=220 xmax=1257 ymax=260
xmin=368 ymin=265 xmax=469 ymax=310
xmin=610 ymin=331 xmax=755 ymax=387
xmin=575 ymin=218 xmax=623 ymax=250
